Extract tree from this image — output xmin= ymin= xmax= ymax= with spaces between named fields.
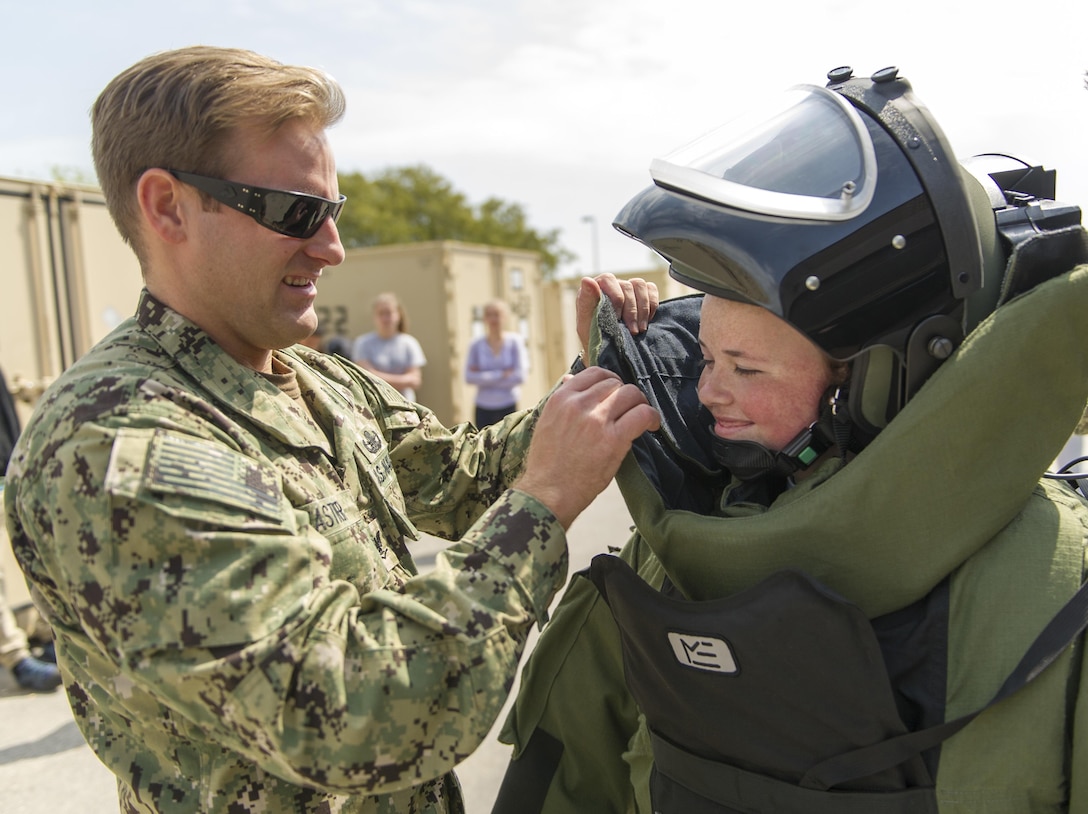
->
xmin=336 ymin=165 xmax=573 ymax=277
xmin=50 ymin=165 xmax=96 ymax=185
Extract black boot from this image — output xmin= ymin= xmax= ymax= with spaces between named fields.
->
xmin=12 ymin=655 xmax=62 ymax=692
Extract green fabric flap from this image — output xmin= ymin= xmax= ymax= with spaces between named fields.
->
xmin=613 ymin=265 xmax=1088 ymax=617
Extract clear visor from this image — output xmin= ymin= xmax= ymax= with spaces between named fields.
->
xmin=649 ymin=85 xmax=877 ymax=221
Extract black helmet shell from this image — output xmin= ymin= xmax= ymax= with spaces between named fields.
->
xmin=614 ymin=71 xmax=982 ymax=362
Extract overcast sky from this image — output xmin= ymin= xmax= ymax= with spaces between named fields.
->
xmin=3 ymin=0 xmax=1086 ymax=276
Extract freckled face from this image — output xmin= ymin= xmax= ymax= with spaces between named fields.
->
xmin=697 ymin=296 xmax=835 ymax=452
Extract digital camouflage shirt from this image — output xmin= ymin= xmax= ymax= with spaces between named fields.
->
xmin=4 ymin=290 xmax=567 ymax=813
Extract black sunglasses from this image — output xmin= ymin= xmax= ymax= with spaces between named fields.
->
xmin=168 ymin=170 xmax=347 ymax=239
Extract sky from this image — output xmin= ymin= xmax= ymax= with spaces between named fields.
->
xmin=3 ymin=0 xmax=1086 ymax=277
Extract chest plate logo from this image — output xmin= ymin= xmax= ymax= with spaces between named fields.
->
xmin=667 ymin=631 xmax=738 ymax=674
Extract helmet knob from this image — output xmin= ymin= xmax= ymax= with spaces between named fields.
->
xmin=871 ymin=66 xmax=900 ymax=83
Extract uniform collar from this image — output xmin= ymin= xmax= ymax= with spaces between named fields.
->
xmin=134 ymin=289 xmax=339 ymax=453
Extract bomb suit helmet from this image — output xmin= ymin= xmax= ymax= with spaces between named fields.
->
xmin=614 ymin=66 xmax=1080 ymax=436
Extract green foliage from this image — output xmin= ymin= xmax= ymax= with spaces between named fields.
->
xmin=49 ymin=165 xmax=96 ymax=185
xmin=336 ymin=165 xmax=572 ymax=277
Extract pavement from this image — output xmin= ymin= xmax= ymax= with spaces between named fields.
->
xmin=0 ymin=481 xmax=633 ymax=814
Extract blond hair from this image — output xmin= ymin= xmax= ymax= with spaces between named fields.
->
xmin=373 ymin=293 xmax=409 ymax=334
xmin=91 ymin=46 xmax=346 ymax=262
xmin=482 ymin=299 xmax=511 ymax=329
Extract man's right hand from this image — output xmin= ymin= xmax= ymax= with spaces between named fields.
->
xmin=515 ymin=367 xmax=660 ymax=529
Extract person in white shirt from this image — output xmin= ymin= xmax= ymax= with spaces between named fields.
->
xmin=351 ymin=292 xmax=427 ymax=401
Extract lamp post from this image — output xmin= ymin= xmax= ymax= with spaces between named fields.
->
xmin=581 ymin=214 xmax=600 ymax=276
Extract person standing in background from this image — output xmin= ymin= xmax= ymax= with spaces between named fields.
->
xmin=1 ymin=365 xmax=61 ymax=693
xmin=0 ymin=562 xmax=59 ymax=692
xmin=465 ymin=300 xmax=528 ymax=426
xmin=352 ymin=292 xmax=426 ymax=400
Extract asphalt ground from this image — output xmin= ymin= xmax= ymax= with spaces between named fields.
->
xmin=0 ymin=481 xmax=634 ymax=814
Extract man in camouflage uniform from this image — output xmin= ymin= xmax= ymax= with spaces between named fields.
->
xmin=3 ymin=46 xmax=659 ymax=813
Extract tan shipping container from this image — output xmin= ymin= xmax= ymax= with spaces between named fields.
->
xmin=1 ymin=176 xmax=142 ymax=609
xmin=315 ymin=241 xmax=553 ymax=427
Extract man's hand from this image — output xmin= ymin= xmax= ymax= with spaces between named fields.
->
xmin=515 ymin=367 xmax=660 ymax=529
xmin=576 ymin=273 xmax=660 ymax=361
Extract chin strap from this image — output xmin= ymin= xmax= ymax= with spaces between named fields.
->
xmin=709 ymin=387 xmax=854 ymax=481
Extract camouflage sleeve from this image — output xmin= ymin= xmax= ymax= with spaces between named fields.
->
xmin=329 ymin=353 xmax=545 ymax=542
xmin=388 ymin=405 xmax=541 ymax=541
xmin=10 ymin=419 xmax=567 ymax=795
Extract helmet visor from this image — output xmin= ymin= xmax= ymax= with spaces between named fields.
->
xmin=649 ymin=85 xmax=877 ymax=221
